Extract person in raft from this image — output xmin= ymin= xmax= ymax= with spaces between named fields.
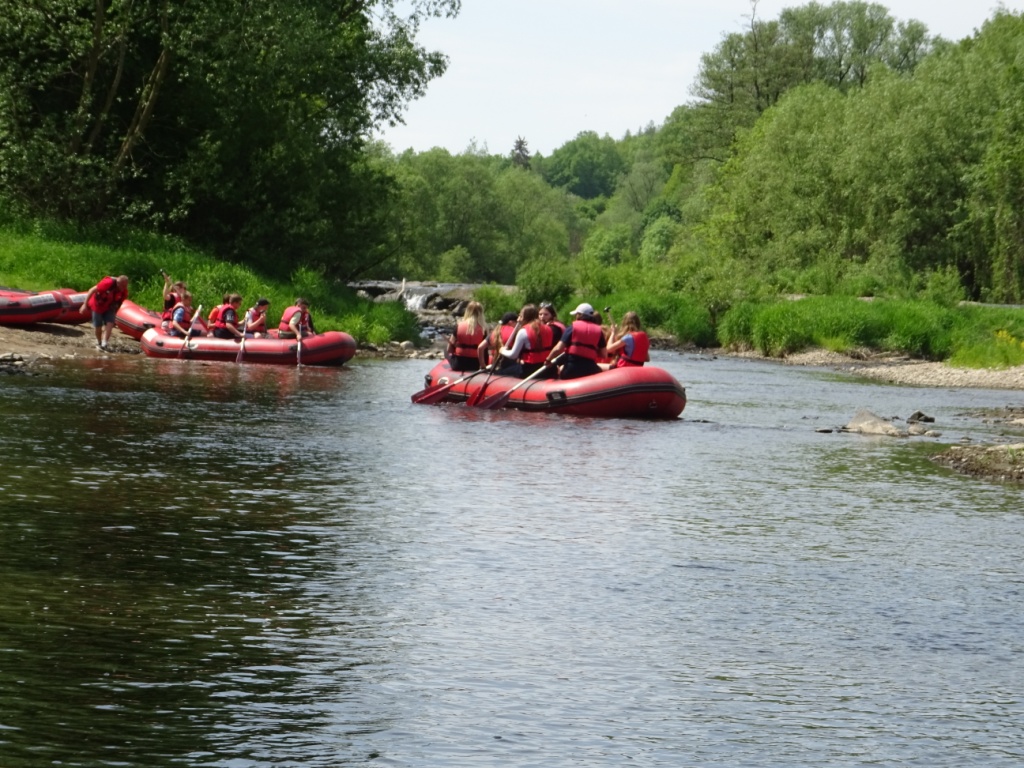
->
xmin=479 ymin=311 xmax=519 ymax=373
xmin=79 ymin=274 xmax=129 ymax=351
xmin=601 ymin=311 xmax=650 ymax=370
xmin=212 ymin=293 xmax=245 ymax=340
xmin=279 ymin=297 xmax=314 ymax=340
xmin=496 ymin=304 xmax=557 ymax=379
xmin=160 ymin=272 xmax=188 ymax=331
xmin=242 ymin=297 xmax=270 ymax=338
xmin=544 ymin=302 xmax=607 ymax=380
xmin=168 ymin=292 xmax=204 ymax=338
xmin=539 ymin=302 xmax=566 ymax=338
xmin=446 ymin=300 xmax=485 ymax=372
xmin=207 ymin=293 xmax=229 ymax=329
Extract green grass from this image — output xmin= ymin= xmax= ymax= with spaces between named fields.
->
xmin=714 ymin=295 xmax=1024 ymax=365
xmin=0 ymin=221 xmax=423 ymax=345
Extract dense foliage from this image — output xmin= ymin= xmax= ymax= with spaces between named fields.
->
xmin=0 ymin=0 xmax=459 ymax=278
xmin=367 ymin=3 xmax=1024 ymax=311
xmin=5 ymin=1 xmax=1024 ymax=363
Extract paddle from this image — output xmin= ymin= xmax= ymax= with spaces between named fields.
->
xmin=236 ymin=330 xmax=247 ymax=364
xmin=465 ymin=361 xmax=501 ymax=406
xmin=296 ymin=333 xmax=303 ymax=367
xmin=178 ymin=304 xmax=203 ymax=359
xmin=473 ymin=354 xmax=563 ymax=410
xmin=411 ymin=368 xmax=486 ymax=405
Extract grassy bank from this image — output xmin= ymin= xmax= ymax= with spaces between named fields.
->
xmin=0 ymin=219 xmax=421 ymax=345
xmin=714 ymin=296 xmax=1024 ymax=367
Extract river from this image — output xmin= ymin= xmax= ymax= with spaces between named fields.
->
xmin=1 ymin=352 xmax=1022 ymax=767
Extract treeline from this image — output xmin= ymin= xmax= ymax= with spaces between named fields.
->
xmin=4 ymin=1 xmax=1024 ymax=326
xmin=372 ymin=3 xmax=1024 ymax=314
xmin=0 ymin=0 xmax=459 ymax=279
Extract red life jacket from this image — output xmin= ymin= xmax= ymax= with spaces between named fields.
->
xmin=566 ymin=321 xmax=603 ymax=362
xmin=208 ymin=306 xmax=222 ymax=325
xmin=246 ymin=306 xmax=267 ymax=330
xmin=279 ymin=305 xmax=309 ymax=333
xmin=453 ymin=320 xmax=484 ymax=357
xmin=168 ymin=302 xmax=190 ymax=335
xmin=87 ymin=276 xmax=127 ymax=313
xmin=214 ymin=303 xmax=237 ymax=329
xmin=162 ymin=291 xmax=180 ymax=320
xmin=615 ymin=331 xmax=650 ymax=367
xmin=521 ymin=323 xmax=554 ymax=364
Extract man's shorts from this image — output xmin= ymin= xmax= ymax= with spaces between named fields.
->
xmin=91 ymin=308 xmax=117 ymax=327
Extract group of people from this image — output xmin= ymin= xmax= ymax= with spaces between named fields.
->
xmin=160 ymin=274 xmax=314 ymax=342
xmin=446 ymin=300 xmax=650 ymax=381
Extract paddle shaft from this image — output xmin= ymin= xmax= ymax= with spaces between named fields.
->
xmin=474 ymin=354 xmax=563 ymax=410
xmin=178 ymin=304 xmax=203 ymax=359
xmin=412 ymin=368 xmax=486 ymax=405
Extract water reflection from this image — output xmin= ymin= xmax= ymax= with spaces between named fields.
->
xmin=1 ymin=354 xmax=1023 ymax=766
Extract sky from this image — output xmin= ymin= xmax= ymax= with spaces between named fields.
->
xmin=376 ymin=0 xmax=1020 ymax=157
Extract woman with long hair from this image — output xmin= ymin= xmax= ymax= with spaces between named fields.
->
xmin=602 ymin=311 xmax=650 ymax=370
xmin=496 ymin=304 xmax=557 ymax=379
xmin=447 ymin=301 xmax=487 ymax=372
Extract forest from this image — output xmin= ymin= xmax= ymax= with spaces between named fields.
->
xmin=3 ymin=1 xmax=1024 ymax=362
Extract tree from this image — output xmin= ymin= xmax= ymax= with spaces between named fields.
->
xmin=541 ymin=131 xmax=625 ymax=199
xmin=510 ymin=137 xmax=531 ymax=169
xmin=675 ymin=1 xmax=934 ymax=169
xmin=0 ymin=0 xmax=461 ymax=277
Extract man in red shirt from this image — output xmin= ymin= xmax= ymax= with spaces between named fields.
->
xmin=79 ymin=274 xmax=129 ymax=351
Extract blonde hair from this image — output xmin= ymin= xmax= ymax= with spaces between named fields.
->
xmin=462 ymin=301 xmax=485 ymax=335
xmin=620 ymin=311 xmax=642 ymax=333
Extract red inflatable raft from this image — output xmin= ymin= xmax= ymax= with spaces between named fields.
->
xmin=115 ymin=299 xmax=162 ymax=339
xmin=140 ymin=327 xmax=357 ymax=366
xmin=415 ymin=360 xmax=686 ymax=419
xmin=0 ymin=287 xmax=86 ymax=325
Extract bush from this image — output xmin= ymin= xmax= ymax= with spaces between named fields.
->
xmin=473 ymin=284 xmax=520 ymax=321
xmin=516 ymin=255 xmax=574 ymax=309
xmin=717 ymin=301 xmax=762 ymax=349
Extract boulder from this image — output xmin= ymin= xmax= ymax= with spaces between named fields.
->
xmin=844 ymin=409 xmax=906 ymax=437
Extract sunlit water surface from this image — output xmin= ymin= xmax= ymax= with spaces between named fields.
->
xmin=0 ymin=352 xmax=1022 ymax=767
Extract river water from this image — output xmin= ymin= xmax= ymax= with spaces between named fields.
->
xmin=1 ymin=352 xmax=1022 ymax=767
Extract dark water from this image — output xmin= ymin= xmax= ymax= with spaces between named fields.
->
xmin=1 ymin=353 xmax=1022 ymax=767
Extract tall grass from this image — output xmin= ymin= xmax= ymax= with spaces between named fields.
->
xmin=0 ymin=223 xmax=422 ymax=344
xmin=715 ymin=296 xmax=1023 ymax=365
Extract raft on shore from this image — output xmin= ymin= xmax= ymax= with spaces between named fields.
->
xmin=115 ymin=299 xmax=162 ymax=339
xmin=415 ymin=359 xmax=686 ymax=419
xmin=0 ymin=288 xmax=88 ymax=325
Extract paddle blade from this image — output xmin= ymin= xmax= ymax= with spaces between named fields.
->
xmin=412 ymin=368 xmax=486 ymax=405
xmin=465 ymin=374 xmax=493 ymax=406
xmin=475 ymin=388 xmax=513 ymax=410
xmin=412 ymin=382 xmax=456 ymax=405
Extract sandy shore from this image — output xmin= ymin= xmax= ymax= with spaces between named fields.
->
xmin=733 ymin=347 xmax=1024 ymax=390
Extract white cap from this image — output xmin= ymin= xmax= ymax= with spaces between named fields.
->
xmin=568 ymin=302 xmax=594 ymax=317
